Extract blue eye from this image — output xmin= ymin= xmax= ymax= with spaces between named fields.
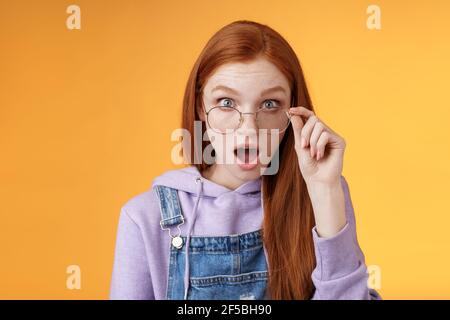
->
xmin=263 ymin=99 xmax=280 ymax=109
xmin=216 ymin=98 xmax=236 ymax=110
xmin=216 ymin=98 xmax=235 ymax=108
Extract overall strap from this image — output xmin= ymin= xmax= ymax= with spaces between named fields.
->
xmin=153 ymin=185 xmax=185 ymax=229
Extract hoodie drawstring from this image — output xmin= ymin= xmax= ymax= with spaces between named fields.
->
xmin=183 ymin=175 xmax=203 ymax=300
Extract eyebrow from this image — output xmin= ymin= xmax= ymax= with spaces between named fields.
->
xmin=211 ymin=85 xmax=287 ymax=97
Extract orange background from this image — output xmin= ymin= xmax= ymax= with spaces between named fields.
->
xmin=1 ymin=0 xmax=449 ymax=299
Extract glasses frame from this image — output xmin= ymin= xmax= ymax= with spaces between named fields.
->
xmin=203 ymin=100 xmax=294 ymax=134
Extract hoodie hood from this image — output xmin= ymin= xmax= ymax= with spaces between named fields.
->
xmin=151 ymin=165 xmax=262 ymax=197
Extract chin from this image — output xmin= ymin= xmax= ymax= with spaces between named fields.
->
xmin=230 ymin=163 xmax=262 ymax=181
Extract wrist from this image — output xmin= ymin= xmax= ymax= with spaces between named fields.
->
xmin=306 ymin=178 xmax=347 ymax=238
xmin=306 ymin=178 xmax=342 ymax=201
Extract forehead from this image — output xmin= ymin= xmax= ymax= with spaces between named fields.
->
xmin=203 ymin=57 xmax=290 ymax=94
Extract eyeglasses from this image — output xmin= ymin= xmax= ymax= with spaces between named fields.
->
xmin=204 ymin=102 xmax=292 ymax=134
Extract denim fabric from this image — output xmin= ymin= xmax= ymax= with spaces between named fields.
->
xmin=155 ymin=185 xmax=269 ymax=300
xmin=154 ymin=185 xmax=184 ymax=228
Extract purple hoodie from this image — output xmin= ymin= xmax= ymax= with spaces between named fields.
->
xmin=109 ymin=165 xmax=381 ymax=300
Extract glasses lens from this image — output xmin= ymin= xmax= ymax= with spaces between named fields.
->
xmin=207 ymin=106 xmax=241 ymax=133
xmin=257 ymin=108 xmax=291 ymax=132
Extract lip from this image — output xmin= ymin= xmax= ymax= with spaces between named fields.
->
xmin=233 ymin=143 xmax=259 ymax=170
xmin=233 ymin=143 xmax=259 ymax=152
xmin=236 ymin=162 xmax=258 ymax=170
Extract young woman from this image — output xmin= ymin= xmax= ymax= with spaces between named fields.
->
xmin=109 ymin=20 xmax=381 ymax=300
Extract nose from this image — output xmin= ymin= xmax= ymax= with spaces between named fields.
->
xmin=235 ymin=112 xmax=259 ymax=147
xmin=237 ymin=111 xmax=258 ymax=133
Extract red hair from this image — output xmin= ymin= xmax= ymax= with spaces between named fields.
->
xmin=181 ymin=20 xmax=316 ymax=299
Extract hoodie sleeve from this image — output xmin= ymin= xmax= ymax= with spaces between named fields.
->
xmin=310 ymin=176 xmax=382 ymax=300
xmin=109 ymin=207 xmax=154 ymax=300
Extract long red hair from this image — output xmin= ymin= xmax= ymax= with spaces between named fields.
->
xmin=181 ymin=20 xmax=316 ymax=299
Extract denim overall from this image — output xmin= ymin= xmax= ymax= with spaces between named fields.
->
xmin=154 ymin=181 xmax=269 ymax=300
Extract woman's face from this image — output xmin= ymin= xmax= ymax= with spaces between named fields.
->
xmin=200 ymin=57 xmax=292 ymax=184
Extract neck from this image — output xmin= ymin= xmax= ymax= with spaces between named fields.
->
xmin=201 ymin=164 xmax=248 ymax=190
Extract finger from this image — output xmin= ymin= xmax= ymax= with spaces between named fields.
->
xmin=300 ymin=115 xmax=319 ymax=150
xmin=289 ymin=106 xmax=315 ymax=118
xmin=290 ymin=106 xmax=339 ymax=137
xmin=309 ymin=121 xmax=325 ymax=158
xmin=316 ymin=131 xmax=330 ymax=161
xmin=289 ymin=112 xmax=305 ymax=151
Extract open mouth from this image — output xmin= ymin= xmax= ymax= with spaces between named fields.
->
xmin=233 ymin=145 xmax=259 ymax=165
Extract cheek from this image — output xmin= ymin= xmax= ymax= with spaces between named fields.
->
xmin=261 ymin=131 xmax=285 ymax=156
xmin=208 ymin=136 xmax=220 ymax=154
xmin=199 ymin=107 xmax=208 ymax=123
xmin=205 ymin=131 xmax=230 ymax=160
